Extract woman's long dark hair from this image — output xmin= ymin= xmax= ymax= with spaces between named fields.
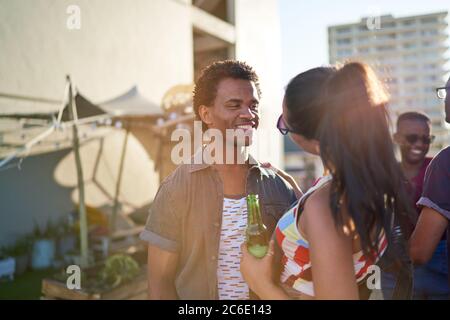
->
xmin=284 ymin=62 xmax=415 ymax=261
xmin=317 ymin=62 xmax=415 ymax=259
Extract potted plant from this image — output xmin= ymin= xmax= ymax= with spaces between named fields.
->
xmin=0 ymin=250 xmax=15 ymax=281
xmin=3 ymin=235 xmax=32 ymax=276
xmin=56 ymin=217 xmax=77 ymax=258
xmin=31 ymin=220 xmax=56 ymax=270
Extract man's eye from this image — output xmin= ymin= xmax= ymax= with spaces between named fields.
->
xmin=228 ymin=105 xmax=240 ymax=109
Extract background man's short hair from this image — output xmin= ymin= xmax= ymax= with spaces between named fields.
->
xmin=396 ymin=111 xmax=431 ymax=129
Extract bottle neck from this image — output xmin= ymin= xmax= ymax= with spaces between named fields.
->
xmin=247 ymin=196 xmax=263 ymax=226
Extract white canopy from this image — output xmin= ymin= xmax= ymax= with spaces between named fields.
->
xmin=99 ymin=86 xmax=162 ymax=117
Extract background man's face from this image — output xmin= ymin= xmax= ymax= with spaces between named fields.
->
xmin=395 ymin=119 xmax=431 ymax=165
xmin=207 ymin=78 xmax=260 ymax=147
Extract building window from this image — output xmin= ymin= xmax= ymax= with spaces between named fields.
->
xmin=337 ymin=49 xmax=352 ymax=56
xmin=378 ymin=33 xmax=396 ymax=40
xmin=383 ymin=22 xmax=396 ymax=28
xmin=358 ymin=47 xmax=369 ymax=54
xmin=337 ymin=38 xmax=352 ymax=45
xmin=377 ymin=45 xmax=395 ymax=52
xmin=421 ymin=17 xmax=438 ymax=24
xmin=403 ymin=42 xmax=416 ymax=49
xmin=402 ymin=19 xmax=415 ymax=26
xmin=425 ymin=75 xmax=438 ymax=82
xmin=403 ymin=53 xmax=418 ymax=60
xmin=402 ymin=31 xmax=416 ymax=38
xmin=336 ymin=27 xmax=352 ymax=34
xmin=422 ymin=29 xmax=438 ymax=36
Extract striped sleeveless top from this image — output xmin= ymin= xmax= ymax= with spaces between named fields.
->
xmin=275 ymin=175 xmax=388 ymax=297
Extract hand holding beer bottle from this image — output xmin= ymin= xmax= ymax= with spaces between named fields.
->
xmin=246 ymin=194 xmax=269 ymax=258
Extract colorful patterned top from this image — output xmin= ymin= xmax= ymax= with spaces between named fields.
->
xmin=275 ymin=175 xmax=388 ymax=297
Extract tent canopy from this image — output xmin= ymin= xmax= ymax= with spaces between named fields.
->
xmin=99 ymin=86 xmax=162 ymax=117
xmin=0 ymin=86 xmax=163 ymax=120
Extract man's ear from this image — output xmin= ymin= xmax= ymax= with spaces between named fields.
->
xmin=198 ymin=105 xmax=213 ymax=127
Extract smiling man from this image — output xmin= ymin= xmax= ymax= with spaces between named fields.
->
xmin=394 ymin=112 xmax=434 ymax=208
xmin=140 ymin=60 xmax=298 ymax=300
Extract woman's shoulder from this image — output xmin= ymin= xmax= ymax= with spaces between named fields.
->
xmin=299 ymin=183 xmax=334 ymax=237
xmin=302 ymin=183 xmax=355 ymax=240
xmin=302 ymin=183 xmax=332 ymax=219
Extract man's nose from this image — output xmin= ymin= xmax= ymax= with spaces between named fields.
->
xmin=412 ymin=139 xmax=426 ymax=148
xmin=239 ymin=107 xmax=254 ymax=119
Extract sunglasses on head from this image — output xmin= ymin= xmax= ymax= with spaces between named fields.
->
xmin=404 ymin=134 xmax=435 ymax=145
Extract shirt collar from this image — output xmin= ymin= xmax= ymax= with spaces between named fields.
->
xmin=188 ymin=151 xmax=269 ymax=178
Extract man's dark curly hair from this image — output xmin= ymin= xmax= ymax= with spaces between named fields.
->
xmin=193 ymin=60 xmax=261 ymax=130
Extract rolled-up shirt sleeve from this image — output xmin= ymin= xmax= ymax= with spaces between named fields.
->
xmin=140 ymin=178 xmax=181 ymax=253
xmin=417 ymin=147 xmax=450 ymax=220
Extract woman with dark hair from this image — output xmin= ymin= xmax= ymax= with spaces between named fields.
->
xmin=240 ymin=62 xmax=414 ymax=299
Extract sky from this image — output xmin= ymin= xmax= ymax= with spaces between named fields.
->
xmin=278 ymin=0 xmax=450 ymax=84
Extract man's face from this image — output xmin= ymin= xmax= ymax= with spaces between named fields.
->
xmin=206 ymin=78 xmax=259 ymax=146
xmin=395 ymin=119 xmax=431 ymax=165
xmin=445 ymin=77 xmax=450 ymax=123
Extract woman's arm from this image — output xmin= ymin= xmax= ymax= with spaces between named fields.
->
xmin=303 ymin=189 xmax=359 ymax=300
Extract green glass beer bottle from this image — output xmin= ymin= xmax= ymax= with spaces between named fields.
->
xmin=246 ymin=194 xmax=269 ymax=258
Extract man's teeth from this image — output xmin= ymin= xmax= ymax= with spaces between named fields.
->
xmin=236 ymin=125 xmax=253 ymax=129
xmin=411 ymin=149 xmax=422 ymax=155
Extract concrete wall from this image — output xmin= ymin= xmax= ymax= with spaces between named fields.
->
xmin=0 ymin=0 xmax=194 ymax=102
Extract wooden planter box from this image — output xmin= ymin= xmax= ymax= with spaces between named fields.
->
xmin=41 ymin=265 xmax=147 ymax=300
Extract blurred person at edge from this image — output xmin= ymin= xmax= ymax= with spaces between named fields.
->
xmin=410 ymin=76 xmax=450 ymax=298
xmin=381 ymin=111 xmax=449 ymax=299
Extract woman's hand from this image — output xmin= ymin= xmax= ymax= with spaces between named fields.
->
xmin=240 ymin=240 xmax=276 ymax=296
xmin=261 ymin=162 xmax=303 ymax=199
